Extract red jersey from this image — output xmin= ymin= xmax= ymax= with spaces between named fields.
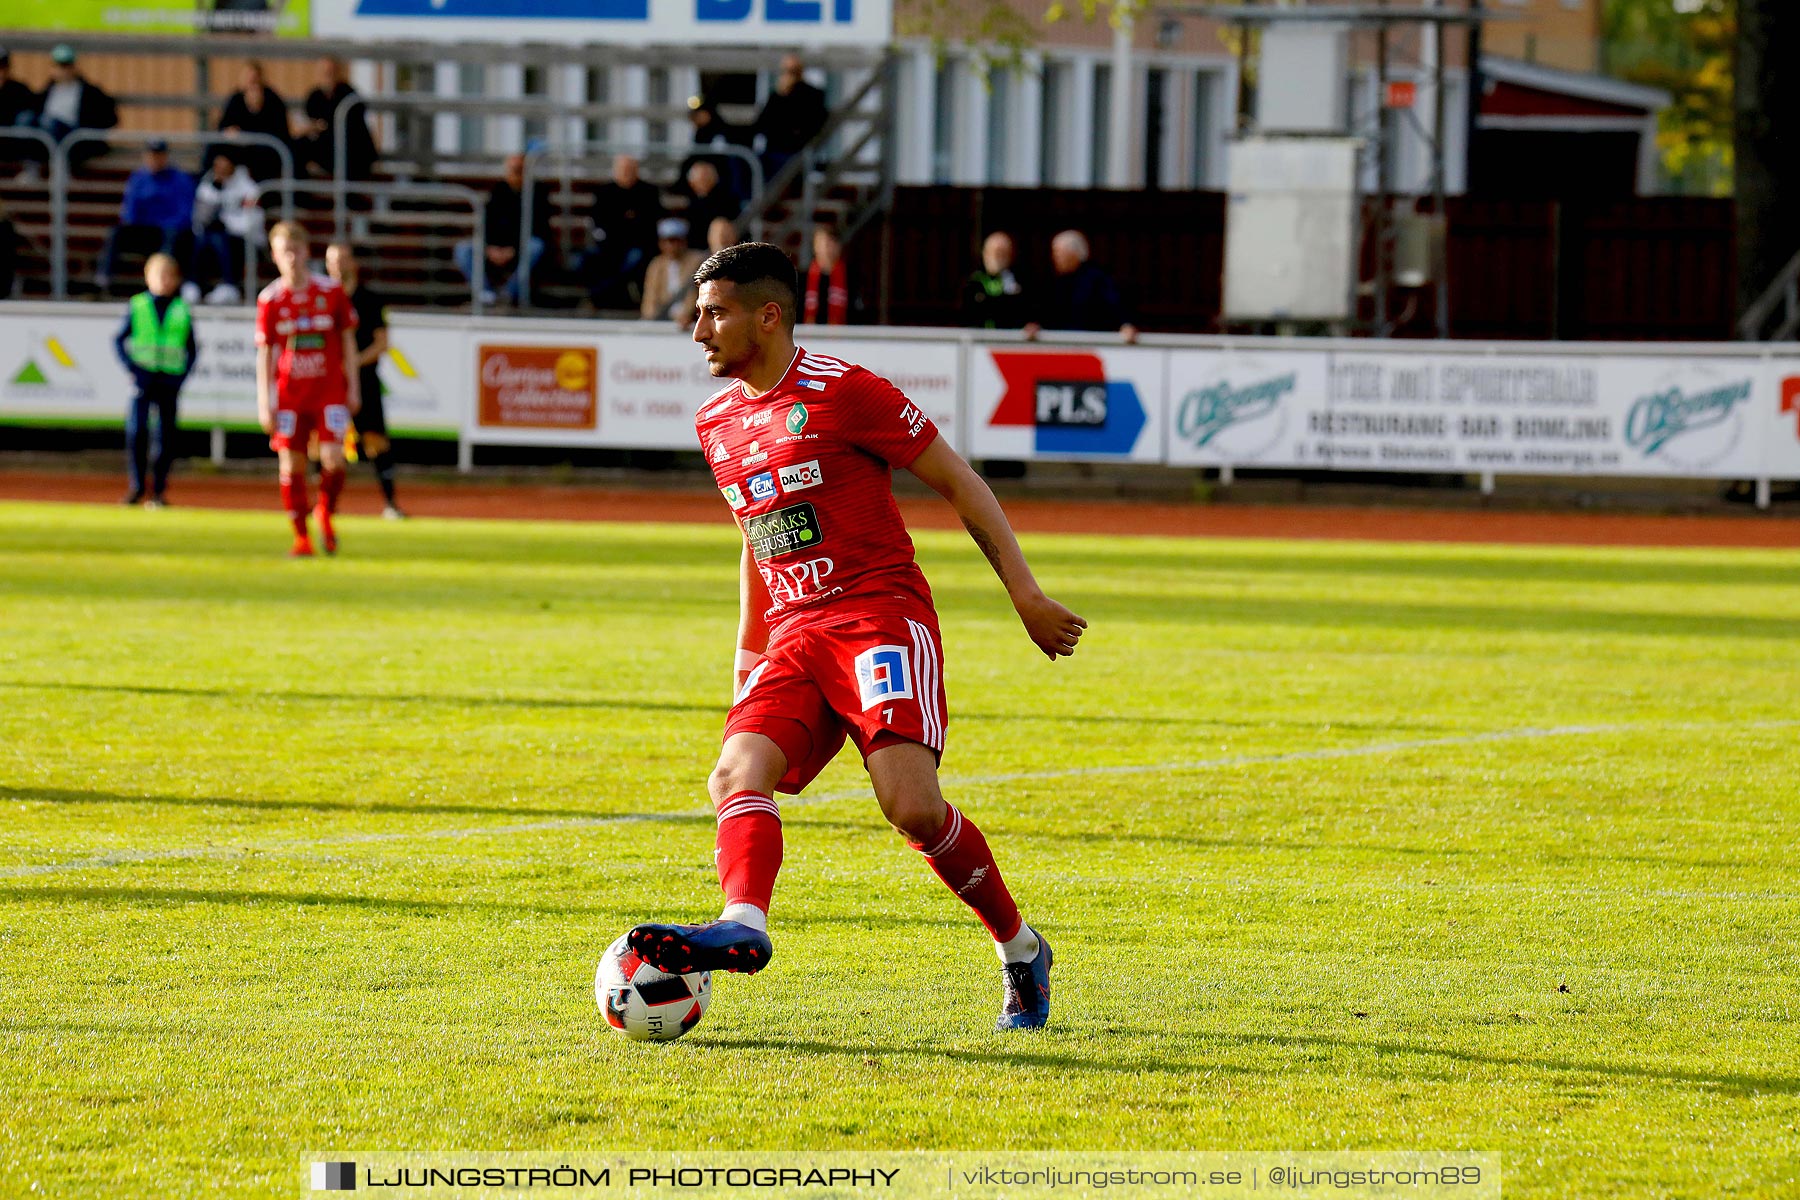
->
xmin=255 ymin=272 xmax=357 ymax=409
xmin=697 ymin=348 xmax=940 ymax=633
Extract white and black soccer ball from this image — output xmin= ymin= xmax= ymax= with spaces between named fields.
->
xmin=595 ymin=934 xmax=711 ymax=1042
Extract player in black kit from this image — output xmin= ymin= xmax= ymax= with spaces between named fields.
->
xmin=326 ymin=242 xmax=405 ymax=518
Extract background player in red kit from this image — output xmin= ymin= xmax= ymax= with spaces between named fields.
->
xmin=256 ymin=221 xmax=360 ymax=557
xmin=629 ymin=244 xmax=1086 ymax=1030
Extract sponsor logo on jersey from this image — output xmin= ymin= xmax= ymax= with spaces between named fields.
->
xmin=711 ymin=442 xmax=729 ymax=463
xmin=786 ymin=402 xmax=810 ymax=433
xmin=748 ymin=471 xmax=777 ymax=502
xmin=742 ymin=439 xmax=767 ymax=466
xmin=744 ymin=502 xmax=823 ymax=561
xmin=797 ymin=379 xmax=826 ymax=392
xmin=760 ymin=555 xmax=836 ymax=603
xmin=720 ymin=482 xmax=747 ymax=510
xmin=854 ymin=644 xmax=914 ymax=708
xmin=742 ymin=410 xmax=771 ymax=429
xmin=900 ymin=403 xmax=928 ymax=437
xmin=778 ymin=459 xmax=822 ymax=494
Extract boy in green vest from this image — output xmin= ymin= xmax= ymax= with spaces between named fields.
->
xmin=112 ymin=253 xmax=198 ymax=507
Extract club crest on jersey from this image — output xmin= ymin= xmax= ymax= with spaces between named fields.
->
xmin=720 ymin=483 xmax=747 ymax=510
xmin=786 ymin=402 xmax=811 ymax=432
xmin=778 ymin=459 xmax=822 ymax=494
xmin=854 ymin=645 xmax=914 ymax=709
xmin=748 ymin=471 xmax=777 ymax=502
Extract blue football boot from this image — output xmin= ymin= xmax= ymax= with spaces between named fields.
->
xmin=996 ymin=932 xmax=1052 ymax=1031
xmin=627 ymin=920 xmax=773 ymax=975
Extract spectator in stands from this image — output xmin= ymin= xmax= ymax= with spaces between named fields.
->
xmin=215 ymin=60 xmax=291 ymax=183
xmin=752 ymin=54 xmax=827 ymax=186
xmin=578 ymin=153 xmax=661 ymax=310
xmin=113 ymin=253 xmax=197 ymax=508
xmin=681 ymin=94 xmax=753 ymax=203
xmin=33 ymin=45 xmax=117 ymax=172
xmin=801 ymin=223 xmax=862 ymax=326
xmin=191 ymin=151 xmax=259 ymax=304
xmin=677 ymin=161 xmax=740 ymax=252
xmin=95 ymin=139 xmax=196 ymax=296
xmin=0 ymin=48 xmax=42 ymax=178
xmin=294 ymin=57 xmax=375 ymax=180
xmin=454 ymin=152 xmax=552 ymax=307
xmin=707 ymin=215 xmax=739 ymax=256
xmin=1024 ymin=229 xmax=1138 ymax=344
xmin=961 ymin=231 xmax=1030 ymax=330
xmin=0 ymin=198 xmax=16 ymax=298
xmin=640 ymin=217 xmax=704 ymax=325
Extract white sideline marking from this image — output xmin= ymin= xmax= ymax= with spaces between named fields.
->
xmin=3 ymin=718 xmax=1797 ymax=880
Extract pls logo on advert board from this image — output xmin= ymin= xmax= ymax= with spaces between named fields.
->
xmin=989 ymin=352 xmax=1146 ymax=456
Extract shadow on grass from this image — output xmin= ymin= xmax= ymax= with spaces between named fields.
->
xmin=0 ymin=783 xmax=720 ymax=823
xmin=5 ymin=678 xmax=1453 ymax=733
xmin=0 ymin=885 xmax=959 ymax=931
xmin=694 ymin=1034 xmax=1264 ymax=1079
xmin=1221 ymin=1031 xmax=1800 ymax=1098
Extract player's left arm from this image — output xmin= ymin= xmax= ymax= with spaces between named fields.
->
xmin=906 ymin=435 xmax=1087 ymax=660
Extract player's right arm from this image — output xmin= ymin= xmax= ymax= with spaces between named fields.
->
xmin=734 ymin=541 xmax=772 ymax=697
xmin=255 ymin=343 xmax=275 ymax=434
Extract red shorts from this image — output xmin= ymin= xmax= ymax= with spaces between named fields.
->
xmin=269 ymin=402 xmax=350 ymax=452
xmin=726 ymin=611 xmax=948 ymax=795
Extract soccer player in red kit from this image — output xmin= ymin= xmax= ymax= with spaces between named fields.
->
xmin=628 ymin=244 xmax=1086 ymax=1030
xmin=256 ymin=221 xmax=360 ymax=557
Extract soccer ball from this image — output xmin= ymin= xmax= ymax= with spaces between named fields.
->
xmin=595 ymin=934 xmax=711 ymax=1042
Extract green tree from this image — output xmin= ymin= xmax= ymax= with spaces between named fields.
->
xmin=1604 ymin=0 xmax=1734 ymax=195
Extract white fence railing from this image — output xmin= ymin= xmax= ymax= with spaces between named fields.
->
xmin=3 ymin=304 xmax=1798 ymax=507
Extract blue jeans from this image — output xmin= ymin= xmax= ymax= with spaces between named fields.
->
xmin=126 ymin=379 xmax=180 ymax=497
xmin=193 ymin=228 xmax=244 ymax=290
xmin=99 ymin=223 xmax=189 ymax=284
xmin=454 ymin=237 xmax=544 ymax=304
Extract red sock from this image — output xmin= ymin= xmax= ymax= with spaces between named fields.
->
xmin=912 ymin=804 xmax=1022 ymax=942
xmin=279 ymin=472 xmax=310 ymax=536
xmin=714 ymin=791 xmax=782 ymax=914
xmin=319 ymin=467 xmax=345 ymax=514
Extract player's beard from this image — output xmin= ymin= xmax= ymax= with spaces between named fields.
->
xmin=703 ymin=333 xmax=756 ymax=380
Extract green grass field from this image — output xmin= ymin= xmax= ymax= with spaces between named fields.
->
xmin=3 ymin=501 xmax=1798 ymax=1198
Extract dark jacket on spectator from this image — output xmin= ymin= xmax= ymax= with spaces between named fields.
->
xmin=681 ymin=105 xmax=756 ymax=200
xmin=0 ymin=77 xmax=38 ymax=128
xmin=216 ymin=86 xmax=291 ymax=180
xmin=121 ymin=165 xmax=197 ymax=231
xmin=1037 ymin=262 xmax=1130 ymax=333
xmin=587 ymin=179 xmax=662 ymax=256
xmin=960 ymin=267 xmax=1029 ymax=330
xmin=485 ymin=178 xmax=554 ymax=248
xmin=752 ymin=82 xmax=827 ymax=156
xmin=679 ymin=187 xmax=741 ymax=250
xmin=36 ymin=75 xmax=117 ymax=133
xmin=303 ymin=82 xmax=376 ymax=178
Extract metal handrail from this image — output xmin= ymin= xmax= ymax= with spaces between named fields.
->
xmin=517 ymin=139 xmax=766 ymax=303
xmin=245 ymin=179 xmax=489 ymax=314
xmin=739 ymin=52 xmax=897 ymax=260
xmin=1738 ymin=247 xmax=1800 ymax=341
xmin=51 ymin=128 xmax=296 ymax=300
xmin=0 ymin=128 xmax=65 ymax=297
xmin=330 ymin=92 xmax=727 ymax=229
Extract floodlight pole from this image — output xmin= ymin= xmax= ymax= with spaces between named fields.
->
xmin=1109 ymin=15 xmax=1136 ymax=188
